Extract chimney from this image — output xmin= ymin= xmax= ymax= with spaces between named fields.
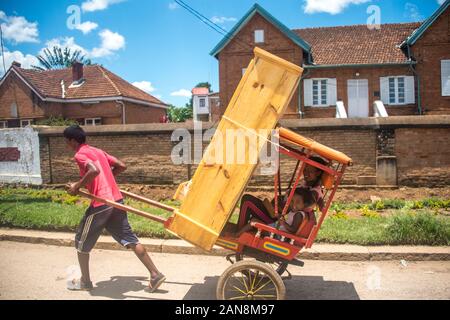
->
xmin=72 ymin=61 xmax=84 ymax=83
xmin=12 ymin=61 xmax=21 ymax=68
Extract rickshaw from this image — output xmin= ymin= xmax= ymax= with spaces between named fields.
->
xmin=75 ymin=47 xmax=353 ymax=300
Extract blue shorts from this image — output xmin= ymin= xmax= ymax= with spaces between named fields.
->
xmin=75 ymin=200 xmax=140 ymax=253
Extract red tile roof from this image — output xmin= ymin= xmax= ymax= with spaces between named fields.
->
xmin=12 ymin=65 xmax=166 ymax=106
xmin=294 ymin=22 xmax=421 ymax=65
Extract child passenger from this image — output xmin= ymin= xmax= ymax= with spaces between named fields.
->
xmin=234 ymin=187 xmax=317 ymax=238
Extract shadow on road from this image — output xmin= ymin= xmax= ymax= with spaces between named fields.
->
xmin=89 ymin=276 xmax=169 ymax=300
xmin=182 ymin=275 xmax=360 ymax=300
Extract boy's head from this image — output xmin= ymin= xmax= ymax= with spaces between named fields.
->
xmin=304 ymin=156 xmax=328 ymax=186
xmin=291 ymin=187 xmax=317 ymax=211
xmin=64 ymin=125 xmax=86 ymax=151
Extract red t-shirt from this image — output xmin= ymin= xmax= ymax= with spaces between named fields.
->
xmin=74 ymin=144 xmax=123 ymax=208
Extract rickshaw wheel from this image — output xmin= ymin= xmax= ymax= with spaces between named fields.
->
xmin=216 ymin=260 xmax=286 ymax=300
xmin=235 ymin=253 xmax=288 ymax=276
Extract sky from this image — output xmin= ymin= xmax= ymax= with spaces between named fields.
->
xmin=0 ymin=0 xmax=446 ymax=107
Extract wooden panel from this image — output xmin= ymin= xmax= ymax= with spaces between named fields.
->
xmin=166 ymin=47 xmax=303 ymax=251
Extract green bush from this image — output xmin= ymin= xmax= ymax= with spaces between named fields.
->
xmin=36 ymin=116 xmax=79 ymax=127
xmin=386 ymin=212 xmax=450 ymax=246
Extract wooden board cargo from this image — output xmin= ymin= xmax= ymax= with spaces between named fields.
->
xmin=166 ymin=47 xmax=304 ymax=251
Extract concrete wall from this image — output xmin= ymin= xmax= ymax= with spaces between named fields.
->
xmin=35 ymin=116 xmax=450 ymax=187
xmin=0 ymin=127 xmax=42 ymax=185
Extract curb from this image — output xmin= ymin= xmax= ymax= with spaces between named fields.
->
xmin=1 ymin=230 xmax=449 ymax=261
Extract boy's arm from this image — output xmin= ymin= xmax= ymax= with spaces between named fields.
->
xmin=111 ymin=158 xmax=127 ymax=176
xmin=67 ymin=162 xmax=100 ymax=195
xmin=104 ymin=151 xmax=127 ymax=176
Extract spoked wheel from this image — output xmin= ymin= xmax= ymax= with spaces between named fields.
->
xmin=216 ymin=260 xmax=286 ymax=300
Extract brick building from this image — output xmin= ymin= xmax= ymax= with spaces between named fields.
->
xmin=211 ymin=1 xmax=450 ymax=119
xmin=0 ymin=61 xmax=168 ymax=128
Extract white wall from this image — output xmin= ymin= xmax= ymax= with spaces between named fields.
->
xmin=0 ymin=127 xmax=42 ymax=185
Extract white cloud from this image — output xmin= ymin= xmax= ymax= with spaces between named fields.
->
xmin=75 ymin=21 xmax=98 ymax=34
xmin=171 ymin=89 xmax=192 ymax=97
xmin=169 ymin=2 xmax=180 ymax=10
xmin=0 ymin=49 xmax=39 ymax=75
xmin=304 ymin=0 xmax=371 ymax=15
xmin=91 ymin=29 xmax=125 ymax=58
xmin=437 ymin=0 xmax=445 ymax=5
xmin=0 ymin=11 xmax=39 ymax=44
xmin=132 ymin=81 xmax=156 ymax=93
xmin=154 ymin=94 xmax=162 ymax=100
xmin=42 ymin=30 xmax=125 ymax=60
xmin=211 ymin=16 xmax=237 ymax=24
xmin=82 ymin=0 xmax=124 ymax=12
xmin=405 ymin=3 xmax=424 ymax=22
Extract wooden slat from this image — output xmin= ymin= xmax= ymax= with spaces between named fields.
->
xmin=166 ymin=47 xmax=303 ymax=251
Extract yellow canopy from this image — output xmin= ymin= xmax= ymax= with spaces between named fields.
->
xmin=279 ymin=127 xmax=353 ymax=166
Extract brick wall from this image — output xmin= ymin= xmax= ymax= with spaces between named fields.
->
xmin=396 ymin=127 xmax=450 ymax=186
xmin=303 ymin=66 xmax=418 ymax=118
xmin=218 ymin=12 xmax=304 ymax=119
xmin=411 ymin=8 xmax=450 ymax=115
xmin=37 ymin=116 xmax=450 ymax=187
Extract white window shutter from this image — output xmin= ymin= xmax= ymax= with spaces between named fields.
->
xmin=327 ymin=78 xmax=337 ymax=106
xmin=380 ymin=77 xmax=389 ymax=104
xmin=303 ymin=79 xmax=313 ymax=107
xmin=405 ymin=76 xmax=415 ymax=104
xmin=442 ymin=60 xmax=450 ymax=96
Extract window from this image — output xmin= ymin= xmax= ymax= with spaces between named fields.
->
xmin=388 ymin=77 xmax=406 ymax=104
xmin=20 ymin=119 xmax=33 ymax=127
xmin=380 ymin=76 xmax=415 ymax=105
xmin=254 ymin=30 xmax=264 ymax=43
xmin=442 ymin=60 xmax=450 ymax=96
xmin=85 ymin=118 xmax=102 ymax=126
xmin=0 ymin=121 xmax=7 ymax=129
xmin=312 ymin=79 xmax=328 ymax=106
xmin=199 ymin=98 xmax=206 ymax=108
xmin=304 ymin=78 xmax=337 ymax=107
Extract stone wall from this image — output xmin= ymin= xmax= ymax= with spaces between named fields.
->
xmin=35 ymin=116 xmax=450 ymax=188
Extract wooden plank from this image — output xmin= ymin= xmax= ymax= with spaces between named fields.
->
xmin=166 ymin=47 xmax=303 ymax=251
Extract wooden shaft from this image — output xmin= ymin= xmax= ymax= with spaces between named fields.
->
xmin=77 ymin=190 xmax=167 ymax=224
xmin=120 ymin=190 xmax=175 ymax=213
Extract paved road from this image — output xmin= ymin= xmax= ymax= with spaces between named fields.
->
xmin=0 ymin=241 xmax=449 ymax=300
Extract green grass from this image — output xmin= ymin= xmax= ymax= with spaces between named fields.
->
xmin=1 ymin=188 xmax=449 ymax=245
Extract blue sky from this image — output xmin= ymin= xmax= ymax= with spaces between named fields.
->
xmin=0 ymin=0 xmax=446 ymax=106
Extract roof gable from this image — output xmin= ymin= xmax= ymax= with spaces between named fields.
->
xmin=210 ymin=4 xmax=311 ymax=58
xmin=403 ymin=0 xmax=450 ymax=46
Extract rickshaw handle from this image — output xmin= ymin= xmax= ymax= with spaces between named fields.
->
xmin=75 ymin=189 xmax=168 ymax=224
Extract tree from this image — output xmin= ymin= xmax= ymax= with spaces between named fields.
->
xmin=167 ymin=105 xmax=193 ymax=123
xmin=32 ymin=47 xmax=93 ymax=71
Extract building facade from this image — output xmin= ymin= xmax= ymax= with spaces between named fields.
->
xmin=211 ymin=2 xmax=450 ymax=119
xmin=0 ymin=62 xmax=168 ymax=128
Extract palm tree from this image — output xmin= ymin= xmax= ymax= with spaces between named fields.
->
xmin=32 ymin=47 xmax=93 ymax=71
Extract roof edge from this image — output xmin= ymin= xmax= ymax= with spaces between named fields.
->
xmin=210 ymin=3 xmax=311 ymax=58
xmin=303 ymin=62 xmax=416 ymax=69
xmin=403 ymin=0 xmax=450 ymax=47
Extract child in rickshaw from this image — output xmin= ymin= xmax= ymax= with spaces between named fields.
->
xmin=233 ymin=187 xmax=317 ymax=238
xmin=236 ymin=156 xmax=328 ymax=230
